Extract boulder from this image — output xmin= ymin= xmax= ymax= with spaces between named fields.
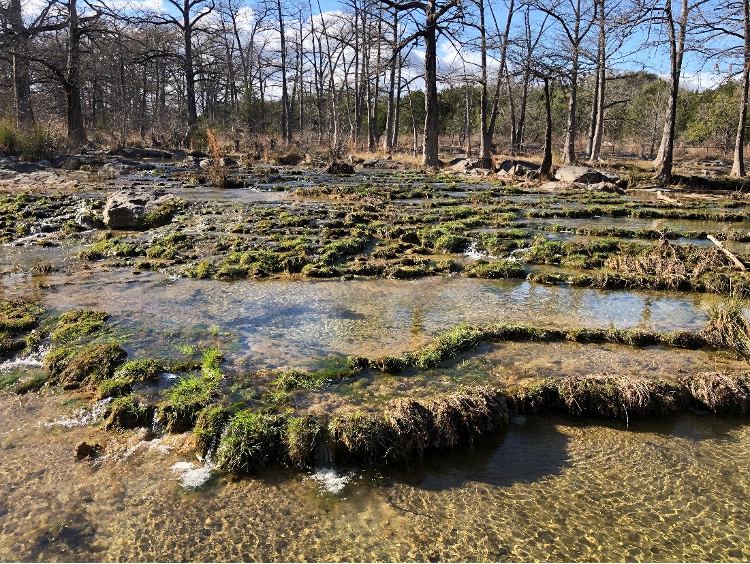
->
xmin=37 ymin=160 xmax=51 ymax=167
xmin=103 ymin=187 xmax=180 ymax=229
xmin=99 ymin=162 xmax=131 ymax=179
xmin=119 ymin=147 xmax=173 ymax=160
xmin=554 ymin=166 xmax=605 ymax=184
xmin=75 ymin=441 xmax=102 ymax=460
xmin=497 ymin=159 xmax=540 ymax=177
xmin=325 ymin=161 xmax=355 ymax=175
xmin=587 ymin=181 xmax=625 ymax=194
xmin=450 ymin=158 xmax=494 ymax=173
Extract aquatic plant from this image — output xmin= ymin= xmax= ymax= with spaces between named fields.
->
xmin=217 ymin=411 xmax=286 ymax=472
xmin=194 ymin=405 xmax=231 ymax=457
xmin=410 ymin=324 xmax=484 ymax=369
xmin=96 ymin=359 xmax=164 ymax=399
xmin=428 ymin=386 xmax=509 ymax=449
xmin=285 ymin=415 xmax=323 ymax=467
xmin=51 ymin=310 xmax=109 ymax=342
xmin=464 ymin=260 xmax=525 ymax=279
xmin=103 ymin=394 xmax=153 ymax=430
xmin=45 ymin=342 xmax=127 ymax=388
xmin=682 ymin=372 xmax=750 ymax=415
xmin=700 ymin=297 xmax=750 ymax=359
xmin=328 ymin=411 xmax=389 ymax=464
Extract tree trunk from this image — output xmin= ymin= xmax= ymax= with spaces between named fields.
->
xmin=9 ymin=0 xmax=34 ymax=128
xmin=540 ymin=78 xmax=553 ymax=179
xmin=731 ymin=0 xmax=750 ymax=177
xmin=562 ymin=46 xmax=579 ymax=164
xmin=589 ymin=0 xmax=606 ymax=163
xmin=654 ymin=0 xmax=688 ymax=185
xmin=422 ymin=0 xmax=440 ymax=167
xmin=277 ymin=0 xmax=290 ymax=144
xmin=65 ymin=0 xmax=87 ymax=146
xmin=183 ymin=5 xmax=198 ymax=147
xmin=383 ymin=11 xmax=399 ymax=152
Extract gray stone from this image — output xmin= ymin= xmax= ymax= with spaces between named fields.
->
xmin=450 ymin=158 xmax=493 ymax=173
xmin=497 ymin=159 xmax=540 ymax=177
xmin=103 ymin=187 xmax=180 ymax=229
xmin=37 ymin=159 xmax=51 ymax=167
xmin=554 ymin=166 xmax=604 ymax=184
xmin=99 ymin=162 xmax=130 ymax=178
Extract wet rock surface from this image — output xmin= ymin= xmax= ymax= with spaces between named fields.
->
xmin=103 ymin=187 xmax=181 ymax=229
xmin=75 ymin=441 xmax=102 ymax=460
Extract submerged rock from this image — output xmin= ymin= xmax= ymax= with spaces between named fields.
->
xmin=103 ymin=187 xmax=180 ymax=229
xmin=75 ymin=441 xmax=102 ymax=460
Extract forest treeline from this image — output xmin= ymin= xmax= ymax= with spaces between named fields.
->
xmin=0 ymin=0 xmax=749 ymax=182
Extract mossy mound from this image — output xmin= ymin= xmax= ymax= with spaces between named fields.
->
xmin=103 ymin=395 xmax=154 ymax=430
xmin=51 ymin=310 xmax=109 ymax=342
xmin=44 ymin=342 xmax=127 ymax=388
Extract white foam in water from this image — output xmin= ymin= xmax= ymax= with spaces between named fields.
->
xmin=0 ymin=346 xmax=50 ymax=372
xmin=45 ymin=397 xmax=112 ymax=428
xmin=306 ymin=468 xmax=353 ymax=495
xmin=463 ymin=241 xmax=499 ymax=261
xmin=171 ymin=460 xmax=214 ymax=489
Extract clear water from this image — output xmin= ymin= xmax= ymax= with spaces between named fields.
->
xmin=1 ymin=392 xmax=748 ymax=562
xmin=1 ymin=272 xmax=721 ymax=370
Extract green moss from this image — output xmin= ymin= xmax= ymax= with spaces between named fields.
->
xmin=116 ymin=358 xmax=164 ymax=382
xmin=0 ymin=299 xmax=44 ymax=335
xmin=194 ymin=405 xmax=230 ymax=457
xmin=104 ymin=394 xmax=153 ymax=430
xmin=217 ymin=411 xmax=286 ymax=472
xmin=272 ymin=369 xmax=326 ymax=391
xmin=465 ymin=260 xmax=525 ymax=279
xmin=45 ymin=342 xmax=127 ymax=388
xmin=285 ymin=415 xmax=323 ymax=467
xmin=433 ymin=233 xmax=468 ymax=253
xmin=411 ymin=324 xmax=484 ymax=369
xmin=51 ymin=310 xmax=109 ymax=342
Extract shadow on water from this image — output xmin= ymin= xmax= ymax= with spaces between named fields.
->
xmin=388 ymin=415 xmax=573 ymax=492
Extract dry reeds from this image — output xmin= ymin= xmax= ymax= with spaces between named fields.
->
xmin=206 ymin=128 xmax=228 ymax=187
xmin=682 ymin=371 xmax=750 ymax=415
xmin=700 ymin=297 xmax=750 ymax=359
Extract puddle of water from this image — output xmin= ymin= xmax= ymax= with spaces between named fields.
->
xmin=1 ymin=273 xmax=720 ymax=370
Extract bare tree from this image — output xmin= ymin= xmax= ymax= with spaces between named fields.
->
xmin=380 ymin=0 xmax=463 ymax=166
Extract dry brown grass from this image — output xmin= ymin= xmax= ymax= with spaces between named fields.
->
xmin=682 ymin=372 xmax=750 ymax=414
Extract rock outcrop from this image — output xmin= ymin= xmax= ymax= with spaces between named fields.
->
xmin=103 ymin=187 xmax=180 ymax=229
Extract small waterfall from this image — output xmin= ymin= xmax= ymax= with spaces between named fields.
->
xmin=150 ymin=408 xmax=166 ymax=434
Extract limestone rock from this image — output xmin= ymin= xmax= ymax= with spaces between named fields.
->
xmin=450 ymin=158 xmax=494 ymax=173
xmin=325 ymin=161 xmax=355 ymax=175
xmin=99 ymin=162 xmax=131 ymax=179
xmin=497 ymin=159 xmax=540 ymax=177
xmin=103 ymin=187 xmax=180 ymax=229
xmin=554 ymin=166 xmax=606 ymax=184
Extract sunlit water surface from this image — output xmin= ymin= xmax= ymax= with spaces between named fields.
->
xmin=1 ymin=393 xmax=748 ymax=562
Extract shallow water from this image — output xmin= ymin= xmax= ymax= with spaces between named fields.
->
xmin=0 ymin=272 xmax=720 ymax=370
xmin=1 ymin=392 xmax=748 ymax=562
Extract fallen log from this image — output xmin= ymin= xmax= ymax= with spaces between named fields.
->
xmin=708 ymin=234 xmax=747 ymax=272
